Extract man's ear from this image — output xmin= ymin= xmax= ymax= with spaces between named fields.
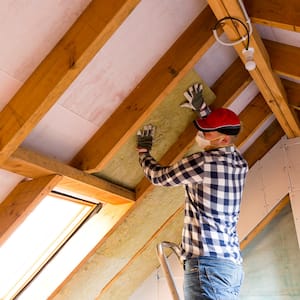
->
xmin=220 ymin=135 xmax=231 ymax=146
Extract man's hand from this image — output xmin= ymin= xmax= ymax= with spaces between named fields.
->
xmin=181 ymin=83 xmax=206 ymax=112
xmin=136 ymin=124 xmax=155 ymax=152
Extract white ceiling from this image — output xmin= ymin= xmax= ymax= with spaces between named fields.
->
xmin=1 ymin=0 xmax=300 ymax=298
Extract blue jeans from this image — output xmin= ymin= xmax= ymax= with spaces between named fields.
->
xmin=183 ymin=256 xmax=244 ymax=300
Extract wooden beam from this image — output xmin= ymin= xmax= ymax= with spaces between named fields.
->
xmin=207 ymin=0 xmax=300 ymax=138
xmin=240 ymin=194 xmax=290 ymax=249
xmin=210 ymin=58 xmax=251 ymax=109
xmin=240 ymin=83 xmax=300 ymax=167
xmin=70 ymin=7 xmax=218 ymax=173
xmin=283 ymin=79 xmax=300 ymax=108
xmin=98 ymin=205 xmax=183 ymax=298
xmin=2 ymin=147 xmax=135 ymax=205
xmin=0 ymin=174 xmax=62 ymax=245
xmin=236 ymin=93 xmax=272 ymax=148
xmin=244 ymin=0 xmax=300 ymax=32
xmin=0 ymin=0 xmax=140 ymax=166
xmin=243 ymin=120 xmax=285 ymax=167
xmin=264 ymin=39 xmax=300 ymax=81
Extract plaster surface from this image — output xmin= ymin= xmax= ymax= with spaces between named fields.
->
xmin=241 ymin=204 xmax=300 ymax=299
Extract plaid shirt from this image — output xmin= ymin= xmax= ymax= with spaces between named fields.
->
xmin=139 ymin=146 xmax=248 ymax=264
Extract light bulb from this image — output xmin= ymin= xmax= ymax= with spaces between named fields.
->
xmin=242 ymin=47 xmax=256 ymax=71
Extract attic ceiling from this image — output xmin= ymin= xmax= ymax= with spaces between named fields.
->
xmin=0 ymin=0 xmax=300 ymax=299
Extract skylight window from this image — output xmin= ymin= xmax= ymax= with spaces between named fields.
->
xmin=0 ymin=192 xmax=101 ymax=300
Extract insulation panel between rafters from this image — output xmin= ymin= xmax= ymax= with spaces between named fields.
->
xmin=71 ymin=7 xmax=217 ymax=173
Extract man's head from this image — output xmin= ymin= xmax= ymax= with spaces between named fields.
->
xmin=193 ymin=108 xmax=241 ymax=150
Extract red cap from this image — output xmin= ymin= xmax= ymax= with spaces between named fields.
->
xmin=194 ymin=108 xmax=241 ymax=136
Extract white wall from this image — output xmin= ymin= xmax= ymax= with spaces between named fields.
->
xmin=240 ymin=203 xmax=300 ymax=299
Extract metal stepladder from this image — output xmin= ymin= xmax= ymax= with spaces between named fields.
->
xmin=156 ymin=241 xmax=182 ymax=300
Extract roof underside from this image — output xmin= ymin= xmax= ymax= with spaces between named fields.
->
xmin=0 ymin=0 xmax=300 ymax=299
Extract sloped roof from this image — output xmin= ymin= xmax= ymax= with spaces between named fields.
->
xmin=0 ymin=1 xmax=300 ymax=299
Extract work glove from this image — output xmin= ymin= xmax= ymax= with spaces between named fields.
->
xmin=181 ymin=83 xmax=207 ymax=113
xmin=136 ymin=124 xmax=155 ymax=152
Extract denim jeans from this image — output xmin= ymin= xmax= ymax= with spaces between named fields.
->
xmin=183 ymin=256 xmax=244 ymax=300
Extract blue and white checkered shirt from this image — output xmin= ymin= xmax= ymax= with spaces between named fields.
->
xmin=139 ymin=146 xmax=248 ymax=264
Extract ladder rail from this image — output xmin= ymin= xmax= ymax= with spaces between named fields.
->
xmin=156 ymin=241 xmax=182 ymax=300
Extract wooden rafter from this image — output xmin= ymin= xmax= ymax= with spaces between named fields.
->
xmin=98 ymin=205 xmax=183 ymax=299
xmin=0 ymin=174 xmax=62 ymax=245
xmin=1 ymin=3 xmax=300 ymax=297
xmin=0 ymin=0 xmax=140 ymax=167
xmin=70 ymin=7 xmax=218 ymax=173
xmin=244 ymin=0 xmax=300 ymax=31
xmin=2 ymin=147 xmax=135 ymax=205
xmin=210 ymin=59 xmax=251 ymax=109
xmin=264 ymin=39 xmax=300 ymax=81
xmin=283 ymin=80 xmax=300 ymax=108
xmin=235 ymin=93 xmax=272 ymax=148
xmin=243 ymin=120 xmax=284 ymax=167
xmin=1 ymin=41 xmax=296 ymax=206
xmin=207 ymin=0 xmax=300 ymax=138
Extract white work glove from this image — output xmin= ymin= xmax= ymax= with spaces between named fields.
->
xmin=181 ymin=83 xmax=207 ymax=112
xmin=136 ymin=124 xmax=156 ymax=152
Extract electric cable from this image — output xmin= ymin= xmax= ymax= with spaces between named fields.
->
xmin=212 ymin=16 xmax=250 ymax=49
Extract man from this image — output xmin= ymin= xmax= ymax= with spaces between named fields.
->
xmin=136 ymin=83 xmax=248 ymax=300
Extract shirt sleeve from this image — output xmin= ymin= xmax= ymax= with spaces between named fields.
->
xmin=138 ymin=152 xmax=205 ymax=186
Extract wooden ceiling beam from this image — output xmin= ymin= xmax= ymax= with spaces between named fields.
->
xmin=264 ymin=39 xmax=300 ymax=81
xmin=0 ymin=0 xmax=140 ymax=167
xmin=98 ymin=205 xmax=183 ymax=299
xmin=244 ymin=0 xmax=300 ymax=32
xmin=210 ymin=58 xmax=252 ymax=109
xmin=236 ymin=93 xmax=272 ymax=148
xmin=2 ymin=147 xmax=135 ymax=205
xmin=0 ymin=174 xmax=62 ymax=245
xmin=207 ymin=0 xmax=300 ymax=138
xmin=283 ymin=79 xmax=300 ymax=108
xmin=70 ymin=7 xmax=218 ymax=173
xmin=243 ymin=119 xmax=284 ymax=167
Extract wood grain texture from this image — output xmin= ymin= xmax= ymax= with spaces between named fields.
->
xmin=70 ymin=7 xmax=217 ymax=173
xmin=0 ymin=174 xmax=62 ymax=245
xmin=3 ymin=147 xmax=135 ymax=205
xmin=207 ymin=0 xmax=300 ymax=138
xmin=0 ymin=0 xmax=140 ymax=166
xmin=245 ymin=0 xmax=300 ymax=31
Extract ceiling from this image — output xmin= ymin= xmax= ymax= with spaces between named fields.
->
xmin=0 ymin=0 xmax=300 ymax=299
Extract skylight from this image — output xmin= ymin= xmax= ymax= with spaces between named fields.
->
xmin=0 ymin=192 xmax=100 ymax=300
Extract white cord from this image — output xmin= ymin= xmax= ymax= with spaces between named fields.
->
xmin=213 ymin=0 xmax=253 ymax=47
